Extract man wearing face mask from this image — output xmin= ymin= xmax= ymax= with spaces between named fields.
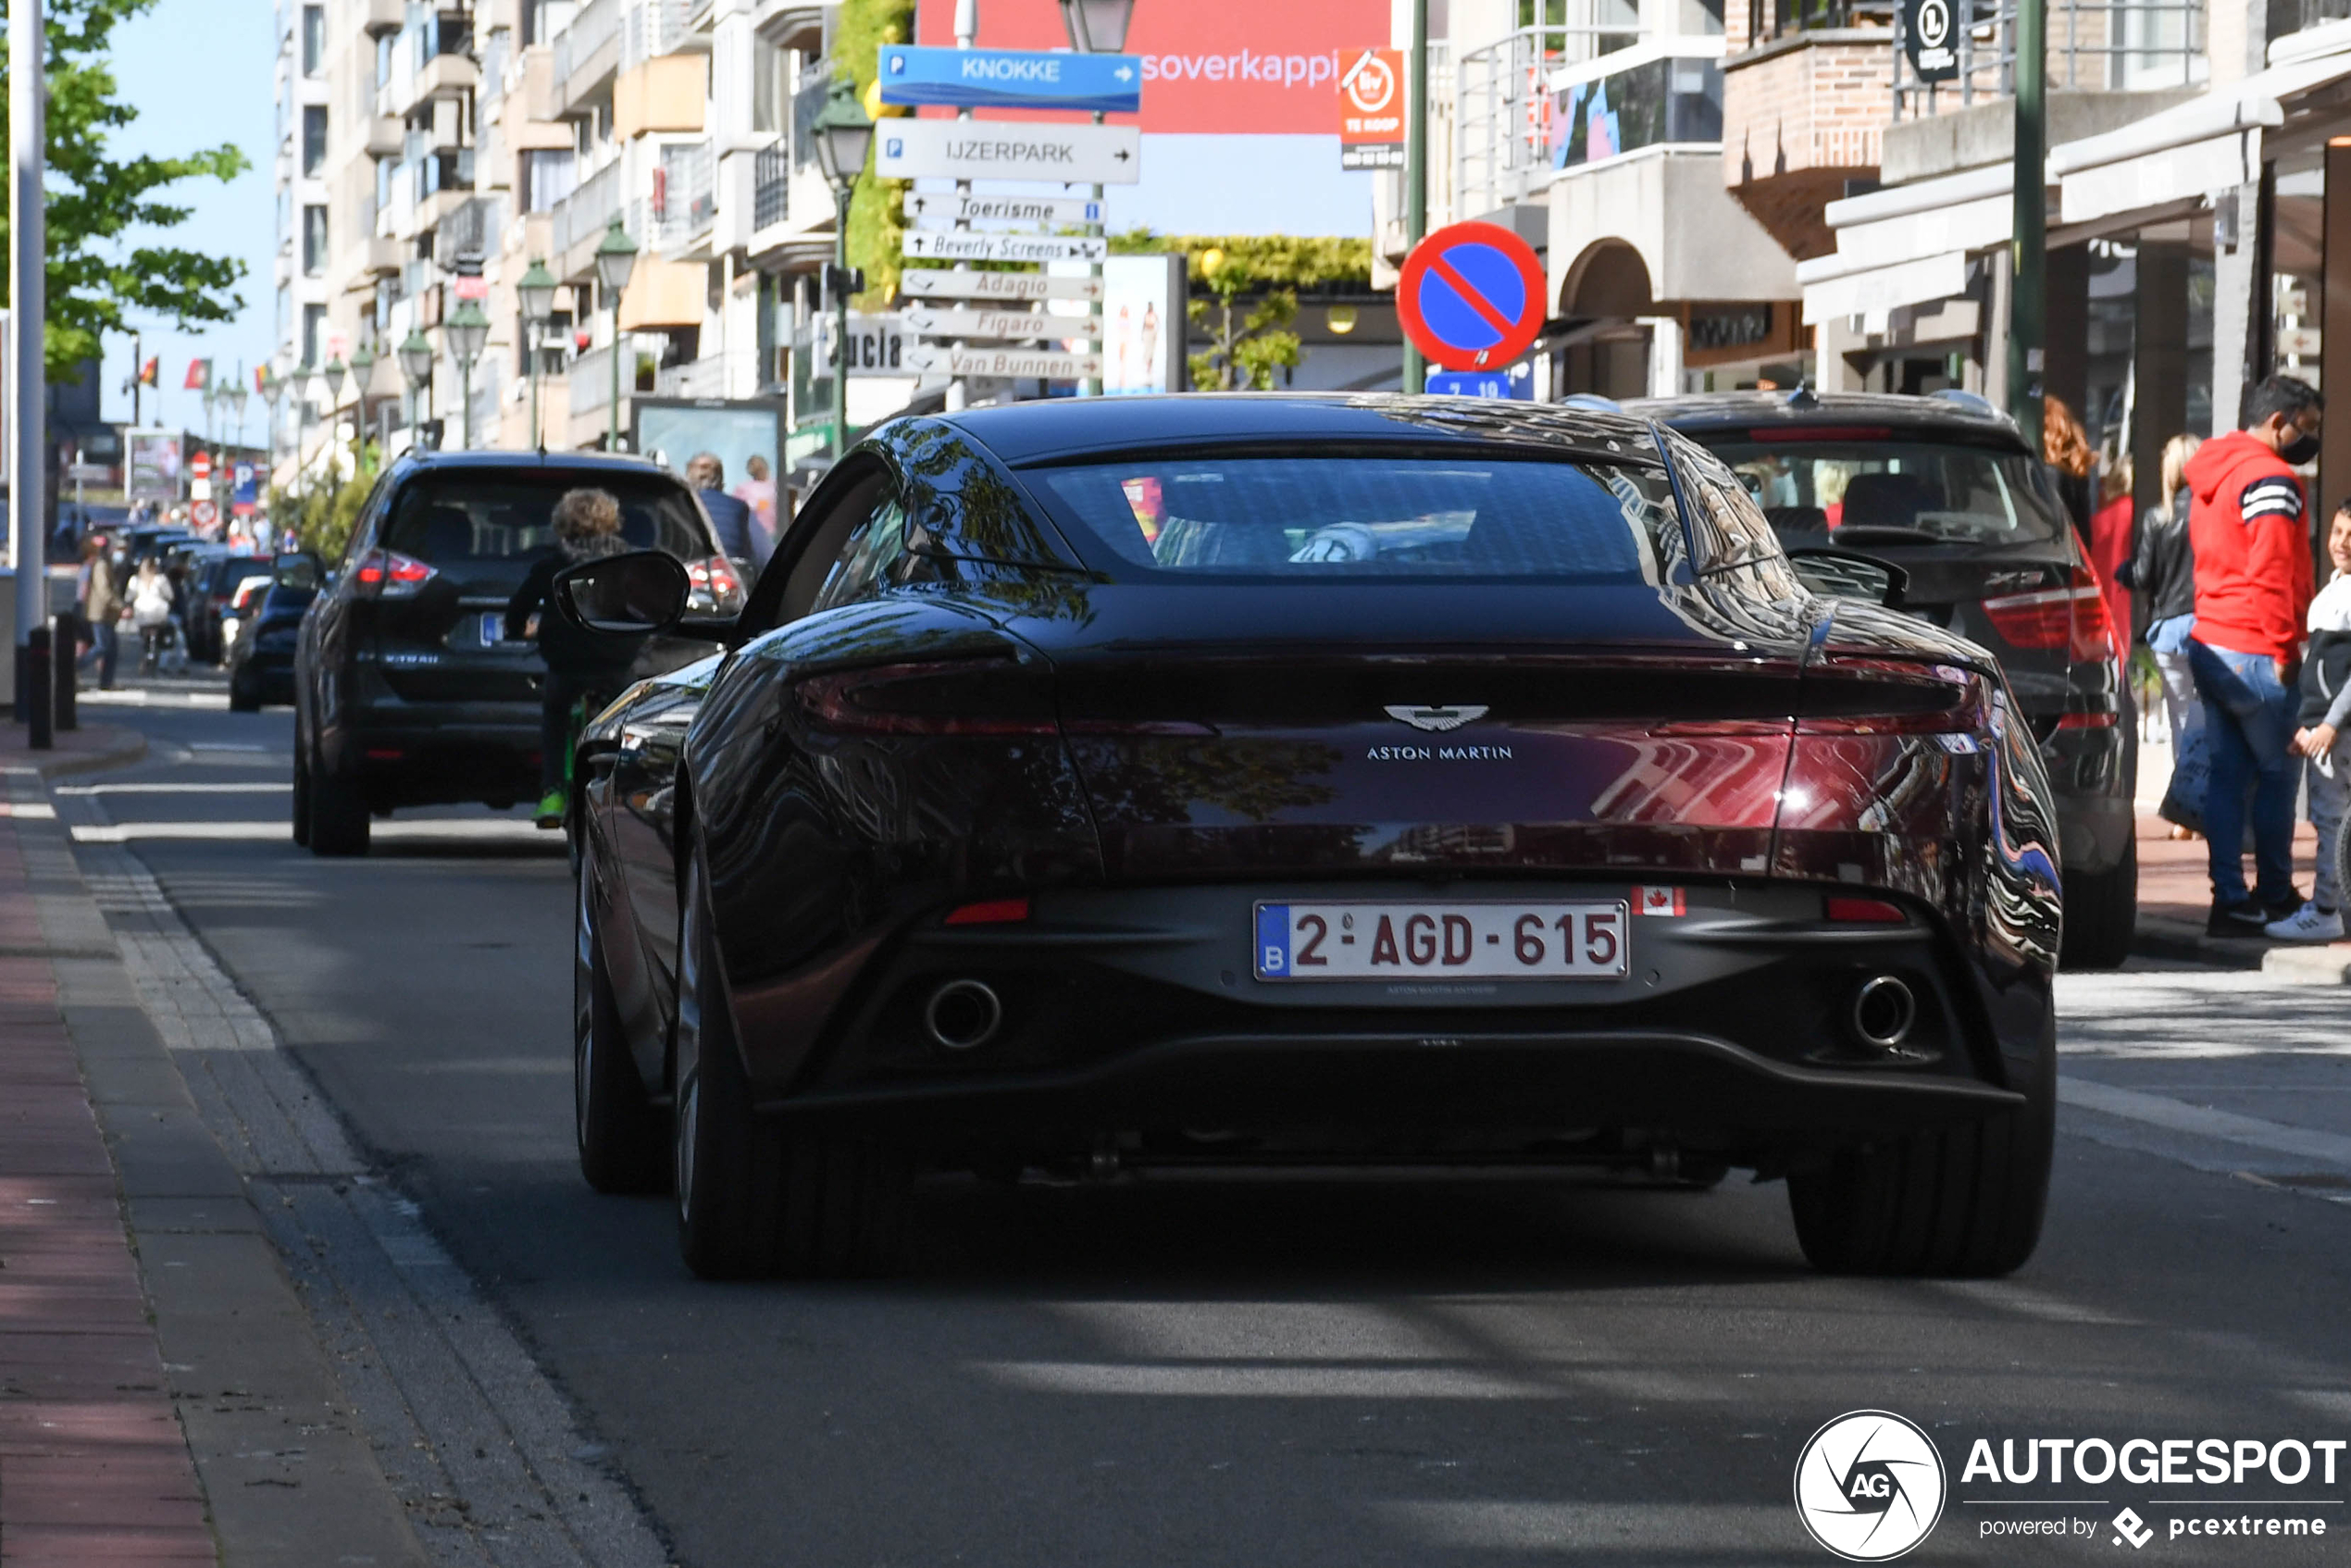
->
xmin=2184 ymin=373 xmax=2323 ymax=935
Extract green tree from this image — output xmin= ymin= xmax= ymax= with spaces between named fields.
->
xmin=834 ymin=0 xmax=914 ymax=310
xmin=1188 ymin=248 xmax=1300 ymax=392
xmin=2 ymin=0 xmax=249 ymax=378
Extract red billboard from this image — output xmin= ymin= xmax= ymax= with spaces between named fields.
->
xmin=914 ymin=0 xmax=1389 ymax=133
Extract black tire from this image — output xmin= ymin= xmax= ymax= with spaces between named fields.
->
xmin=575 ymin=843 xmax=667 ymax=1194
xmin=2335 ymin=813 xmax=2350 ymax=934
xmin=673 ymin=851 xmax=905 ymax=1279
xmin=1786 ymin=1084 xmax=2054 ymax=1276
xmin=307 ymin=746 xmax=371 ymax=857
xmin=228 ymin=676 xmax=262 ymax=714
xmin=291 ymin=731 xmax=313 ymax=848
xmin=2059 ymin=836 xmax=2136 ymax=970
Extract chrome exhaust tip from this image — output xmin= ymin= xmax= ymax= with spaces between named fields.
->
xmin=925 ymin=979 xmax=1003 ymax=1052
xmin=1849 ymin=975 xmax=1917 ymax=1052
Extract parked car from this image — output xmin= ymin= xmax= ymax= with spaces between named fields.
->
xmin=564 ymin=395 xmax=2063 ymax=1281
xmin=189 ymin=553 xmax=280 ymax=664
xmin=226 ymin=557 xmax=321 ymax=712
xmin=292 ymin=449 xmax=741 ymax=856
xmin=1626 ymin=388 xmax=2136 ymax=968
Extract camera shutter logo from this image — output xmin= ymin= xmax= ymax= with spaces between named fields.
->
xmin=1793 ymin=1410 xmax=1947 ymax=1562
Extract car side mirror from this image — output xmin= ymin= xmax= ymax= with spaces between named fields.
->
xmin=1785 ymin=547 xmax=1908 ymax=608
xmin=554 ymin=550 xmax=691 ymax=636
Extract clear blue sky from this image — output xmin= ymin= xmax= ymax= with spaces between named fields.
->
xmin=94 ymin=0 xmax=277 ymax=435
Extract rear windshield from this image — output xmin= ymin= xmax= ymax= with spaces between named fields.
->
xmin=381 ymin=474 xmax=715 ymax=565
xmin=1702 ymin=439 xmax=2066 ymax=547
xmin=1027 ymin=457 xmax=1679 ymax=582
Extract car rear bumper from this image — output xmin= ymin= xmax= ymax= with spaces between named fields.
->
xmin=326 ymin=704 xmax=541 ymax=806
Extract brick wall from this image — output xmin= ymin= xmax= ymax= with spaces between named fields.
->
xmin=1721 ymin=35 xmax=1895 ymax=191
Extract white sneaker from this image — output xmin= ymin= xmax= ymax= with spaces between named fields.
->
xmin=2264 ymin=903 xmax=2345 ymax=942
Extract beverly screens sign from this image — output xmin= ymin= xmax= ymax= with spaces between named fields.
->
xmin=913 ymin=0 xmax=1388 ymax=133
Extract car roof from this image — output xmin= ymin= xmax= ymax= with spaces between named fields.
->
xmin=927 ymin=393 xmax=1665 ymax=466
xmin=1622 ymin=390 xmax=2034 ymax=450
xmin=388 ymin=448 xmax=681 ymax=480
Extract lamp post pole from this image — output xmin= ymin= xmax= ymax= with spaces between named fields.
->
xmin=1402 ymin=0 xmax=1428 ymax=395
xmin=446 ymin=303 xmax=490 ymax=452
xmin=517 ymin=260 xmax=558 ymax=453
xmin=1058 ymin=3 xmax=1138 ymax=400
xmin=813 ymin=83 xmax=874 ymax=461
xmin=2007 ymin=0 xmax=2046 ymax=437
xmin=595 ymin=219 xmax=640 ymax=454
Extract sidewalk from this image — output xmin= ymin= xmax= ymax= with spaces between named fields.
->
xmin=0 ymin=721 xmax=213 ymax=1564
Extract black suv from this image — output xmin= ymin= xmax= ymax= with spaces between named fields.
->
xmin=292 ymin=450 xmax=741 ymax=856
xmin=1626 ymin=389 xmax=2136 ymax=967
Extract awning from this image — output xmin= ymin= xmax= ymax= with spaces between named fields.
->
xmin=2052 ymin=95 xmax=2279 ymax=225
xmin=1797 ymin=251 xmax=1970 ymax=325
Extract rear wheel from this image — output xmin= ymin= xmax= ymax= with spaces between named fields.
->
xmin=575 ymin=844 xmax=666 ymax=1194
xmin=1786 ymin=1085 xmax=2053 ymax=1276
xmin=2059 ymin=837 xmax=2136 ymax=970
xmin=228 ymin=673 xmax=262 ymax=713
xmin=673 ymin=850 xmax=905 ymax=1279
xmin=307 ymin=744 xmax=371 ymax=857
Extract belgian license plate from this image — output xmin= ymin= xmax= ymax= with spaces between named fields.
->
xmin=480 ymin=612 xmax=508 ymax=647
xmin=1253 ymin=902 xmax=1629 ymax=981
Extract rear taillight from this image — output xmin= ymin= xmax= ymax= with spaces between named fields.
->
xmin=1797 ymin=666 xmax=1988 ymax=735
xmin=686 ymin=555 xmax=744 ymax=615
xmin=1981 ymin=566 xmax=2113 ymax=664
xmin=351 ymin=547 xmax=437 ymax=600
xmin=795 ymin=660 xmax=1059 ymax=736
xmin=945 ymin=898 xmax=1030 ymax=926
xmin=1826 ymin=896 xmax=1907 ymax=923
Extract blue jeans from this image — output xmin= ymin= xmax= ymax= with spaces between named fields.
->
xmin=2187 ymin=637 xmax=2300 ymax=907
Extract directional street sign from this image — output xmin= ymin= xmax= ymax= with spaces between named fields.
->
xmin=1397 ymin=220 xmax=1549 ymax=373
xmin=877 ymin=44 xmax=1143 ymax=115
xmin=903 ymin=192 xmax=1103 ymax=229
xmin=876 ymin=119 xmax=1141 ymax=184
xmin=902 ymin=269 xmax=1104 ymax=303
xmin=903 ymin=231 xmax=1109 ymax=264
xmin=905 ymin=305 xmax=1102 ymax=342
xmin=907 ymin=343 xmax=1102 ymax=380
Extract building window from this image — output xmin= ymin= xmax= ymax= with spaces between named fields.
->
xmin=304 ymin=205 xmax=329 ymax=275
xmin=302 ymin=5 xmax=325 ymax=76
xmin=753 ymin=39 xmax=789 ymax=134
xmin=523 ymin=148 xmax=576 ymax=212
xmin=303 ymin=106 xmax=328 ymax=177
xmin=302 ymin=303 xmax=327 ymax=368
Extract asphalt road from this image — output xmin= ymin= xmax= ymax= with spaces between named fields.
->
xmin=57 ymin=687 xmax=2351 ymax=1565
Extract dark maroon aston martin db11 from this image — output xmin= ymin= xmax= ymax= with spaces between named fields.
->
xmin=558 ymin=395 xmax=2063 ymax=1282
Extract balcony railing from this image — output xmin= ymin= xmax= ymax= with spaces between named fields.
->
xmin=1457 ymin=23 xmax=1635 ymax=214
xmin=1891 ymin=0 xmax=2206 ymax=118
xmin=653 ymin=352 xmax=742 ymax=400
xmin=434 ymin=195 xmax=505 ymax=267
xmin=569 ymin=336 xmax=650 ymax=417
xmin=1747 ymin=0 xmax=1889 ymax=47
xmin=653 ymin=140 xmax=715 ymax=250
xmin=753 ymin=141 xmax=790 ymax=230
xmin=622 ymin=0 xmax=697 ymax=67
xmin=551 ymin=157 xmax=624 ymax=256
xmin=553 ymin=0 xmax=621 ymax=86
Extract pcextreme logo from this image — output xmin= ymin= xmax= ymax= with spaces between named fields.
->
xmin=1795 ymin=1411 xmax=1949 ymax=1562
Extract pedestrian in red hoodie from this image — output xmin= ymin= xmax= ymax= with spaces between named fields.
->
xmin=2183 ymin=374 xmax=2322 ymax=935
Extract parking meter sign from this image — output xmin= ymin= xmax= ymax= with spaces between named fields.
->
xmin=1398 ymin=222 xmax=1549 ymax=373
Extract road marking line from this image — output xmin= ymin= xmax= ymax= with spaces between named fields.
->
xmin=56 ymin=782 xmax=291 ymax=795
xmin=2060 ymin=1076 xmax=2351 ymax=1170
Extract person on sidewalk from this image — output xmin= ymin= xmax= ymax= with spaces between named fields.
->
xmin=2119 ymin=432 xmax=2206 ymax=838
xmin=2184 ymin=374 xmax=2322 ymax=937
xmin=2270 ymin=503 xmax=2351 ymax=941
xmin=75 ymin=533 xmax=118 ymax=691
xmin=505 ymin=488 xmax=642 ymax=829
xmin=686 ymin=452 xmax=755 ymax=569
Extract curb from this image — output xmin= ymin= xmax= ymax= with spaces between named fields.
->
xmin=2129 ymin=914 xmax=2270 ymax=970
xmin=0 ymin=722 xmax=147 ymax=780
xmin=2260 ymin=943 xmax=2351 ymax=985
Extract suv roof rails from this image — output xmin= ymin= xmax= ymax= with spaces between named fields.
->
xmin=1786 ymin=383 xmax=1821 ymax=409
xmin=1558 ymin=392 xmax=1623 ymax=413
xmin=1930 ymin=388 xmax=1998 ymax=415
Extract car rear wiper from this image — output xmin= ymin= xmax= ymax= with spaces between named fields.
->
xmin=1825 ymin=525 xmax=1945 ymax=545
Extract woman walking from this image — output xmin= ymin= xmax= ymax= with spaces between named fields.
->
xmin=129 ymin=556 xmax=174 ymax=675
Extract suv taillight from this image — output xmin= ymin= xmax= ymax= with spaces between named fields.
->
xmin=351 ymin=547 xmax=438 ymax=600
xmin=1981 ymin=566 xmax=2113 ymax=664
xmin=686 ymin=554 xmax=744 ymax=615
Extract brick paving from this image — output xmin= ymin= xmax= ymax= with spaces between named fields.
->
xmin=0 ymin=722 xmax=213 ymax=1567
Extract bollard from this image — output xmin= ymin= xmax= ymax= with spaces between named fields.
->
xmin=50 ymin=611 xmax=74 ymax=731
xmin=23 ymin=625 xmax=50 ymax=749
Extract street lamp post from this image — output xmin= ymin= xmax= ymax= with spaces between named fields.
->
xmin=517 ymin=259 xmax=558 ymax=452
xmin=594 ymin=219 xmax=640 ymax=453
xmin=347 ymin=342 xmax=376 ymax=471
xmin=321 ymin=356 xmax=349 ymax=500
xmin=1057 ymin=0 xmax=1135 ymax=401
xmin=445 ymin=303 xmax=491 ymax=452
xmin=812 ymin=82 xmax=874 ymax=461
xmin=398 ymin=329 xmax=435 ymax=449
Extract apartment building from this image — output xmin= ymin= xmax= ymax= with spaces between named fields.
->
xmin=272 ymin=0 xmax=839 ymax=478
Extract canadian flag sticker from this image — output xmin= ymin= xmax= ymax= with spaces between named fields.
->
xmin=1633 ymin=886 xmax=1686 ymax=916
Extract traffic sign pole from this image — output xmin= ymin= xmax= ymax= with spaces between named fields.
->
xmin=1402 ymin=0 xmax=1428 ymax=394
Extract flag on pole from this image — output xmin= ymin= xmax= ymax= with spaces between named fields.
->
xmin=253 ymin=365 xmax=268 ymax=393
xmin=184 ymin=358 xmax=211 ymax=391
xmin=136 ymin=356 xmax=158 ymax=388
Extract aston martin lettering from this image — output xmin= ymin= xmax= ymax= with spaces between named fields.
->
xmin=1364 ymin=744 xmax=1515 ymax=761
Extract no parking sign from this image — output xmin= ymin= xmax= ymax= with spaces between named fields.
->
xmin=1398 ymin=221 xmax=1548 ymax=374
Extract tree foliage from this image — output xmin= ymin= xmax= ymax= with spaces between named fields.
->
xmin=0 ymin=0 xmax=249 ymax=378
xmin=1111 ymin=231 xmax=1374 ymax=291
xmin=835 ymin=0 xmax=914 ymax=311
xmin=1188 ymin=252 xmax=1301 ymax=392
xmin=267 ymin=442 xmax=378 ymax=565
